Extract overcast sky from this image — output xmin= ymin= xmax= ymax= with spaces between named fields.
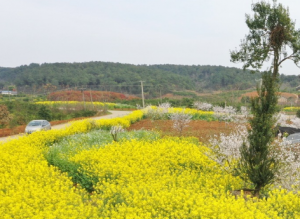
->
xmin=1 ymin=0 xmax=300 ymax=75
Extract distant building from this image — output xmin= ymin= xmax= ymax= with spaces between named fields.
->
xmin=1 ymin=90 xmax=17 ymax=95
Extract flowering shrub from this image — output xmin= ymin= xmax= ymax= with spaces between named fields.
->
xmin=193 ymin=101 xmax=212 ymax=111
xmin=272 ymin=137 xmax=300 ymax=191
xmin=276 ymin=113 xmax=300 ymax=129
xmin=158 ymin=102 xmax=171 ymax=110
xmin=213 ymin=105 xmax=237 ymax=122
xmin=169 ymin=111 xmax=192 ymax=136
xmin=208 ymin=125 xmax=248 ymax=173
xmin=240 ymin=106 xmax=249 ymax=117
xmin=143 ymin=105 xmax=215 ymax=121
xmin=208 ymin=123 xmax=300 ymax=192
xmin=142 ymin=105 xmax=169 ymax=120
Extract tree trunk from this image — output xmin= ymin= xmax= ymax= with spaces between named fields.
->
xmin=254 ymin=185 xmax=262 ymax=198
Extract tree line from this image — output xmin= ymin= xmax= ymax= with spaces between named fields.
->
xmin=0 ymin=62 xmax=299 ymax=95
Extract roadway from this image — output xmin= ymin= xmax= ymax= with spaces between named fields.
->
xmin=0 ymin=110 xmax=132 ymax=143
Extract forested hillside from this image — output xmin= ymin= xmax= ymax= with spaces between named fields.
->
xmin=0 ymin=62 xmax=299 ymax=95
xmin=149 ymin=65 xmax=257 ymax=90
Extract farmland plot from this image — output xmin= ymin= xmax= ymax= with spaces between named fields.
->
xmin=1 ymin=108 xmax=300 ymax=218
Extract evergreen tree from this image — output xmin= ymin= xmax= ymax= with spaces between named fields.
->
xmin=230 ymin=0 xmax=300 ymax=196
xmin=237 ymin=71 xmax=280 ymax=197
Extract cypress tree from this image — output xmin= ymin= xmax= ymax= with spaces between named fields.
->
xmin=230 ymin=0 xmax=300 ymax=196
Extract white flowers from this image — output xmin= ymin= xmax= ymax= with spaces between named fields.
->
xmin=143 ymin=103 xmax=171 ymax=120
xmin=193 ymin=102 xmax=212 ymax=111
xmin=276 ymin=113 xmax=300 ymax=129
xmin=110 ymin=125 xmax=124 ymax=141
xmin=207 ymin=125 xmax=248 ymax=172
xmin=193 ymin=102 xmax=248 ymax=122
xmin=208 ymin=122 xmax=300 ymax=191
xmin=240 ymin=106 xmax=249 ymax=117
xmin=158 ymin=102 xmax=171 ymax=111
xmin=272 ymin=137 xmax=300 ymax=191
xmin=213 ymin=106 xmax=237 ymax=122
xmin=169 ymin=111 xmax=192 ymax=136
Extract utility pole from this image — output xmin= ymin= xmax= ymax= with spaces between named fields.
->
xmin=89 ymin=89 xmax=94 ymax=109
xmin=160 ymin=87 xmax=162 ymax=104
xmin=81 ymin=88 xmax=86 ymax=110
xmin=140 ymin=81 xmax=145 ymax=108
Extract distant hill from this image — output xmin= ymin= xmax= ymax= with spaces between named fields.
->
xmin=0 ymin=62 xmax=299 ymax=97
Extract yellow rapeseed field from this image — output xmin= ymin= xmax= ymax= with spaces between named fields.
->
xmin=1 ymin=109 xmax=300 ymax=218
xmin=283 ymin=106 xmax=300 ymax=112
xmin=36 ymin=100 xmax=116 ymax=107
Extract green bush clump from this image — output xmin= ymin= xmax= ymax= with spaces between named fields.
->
xmin=73 ymin=110 xmax=97 ymax=118
xmin=192 ymin=113 xmax=217 ymax=121
xmin=296 ymin=110 xmax=300 ymax=118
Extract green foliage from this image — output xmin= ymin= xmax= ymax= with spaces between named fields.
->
xmin=38 ymin=105 xmax=51 ymax=121
xmin=241 ymin=96 xmax=251 ymax=104
xmin=73 ymin=110 xmax=97 ymax=118
xmin=0 ymin=62 xmax=193 ymax=97
xmin=191 ymin=113 xmax=217 ymax=121
xmin=231 ymin=0 xmax=300 ymax=196
xmin=1 ymin=61 xmax=300 ymax=95
xmin=236 ymin=72 xmax=280 ymax=196
xmin=172 ymin=91 xmax=197 ymax=98
xmin=149 ymin=64 xmax=258 ymax=91
xmin=231 ymin=1 xmax=300 ymax=74
xmin=113 ymin=103 xmax=135 ymax=109
xmin=0 ymin=101 xmax=101 ymax=128
xmin=296 ymin=110 xmax=300 ymax=118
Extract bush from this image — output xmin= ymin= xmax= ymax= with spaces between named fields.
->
xmin=38 ymin=105 xmax=51 ymax=121
xmin=296 ymin=110 xmax=300 ymax=118
xmin=0 ymin=105 xmax=12 ymax=127
xmin=73 ymin=110 xmax=97 ymax=118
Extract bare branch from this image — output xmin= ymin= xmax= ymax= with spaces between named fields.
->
xmin=278 ymin=53 xmax=298 ymax=66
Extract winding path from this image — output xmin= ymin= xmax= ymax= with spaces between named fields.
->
xmin=0 ymin=110 xmax=132 ymax=143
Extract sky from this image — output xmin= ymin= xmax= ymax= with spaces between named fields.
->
xmin=1 ymin=0 xmax=300 ymax=75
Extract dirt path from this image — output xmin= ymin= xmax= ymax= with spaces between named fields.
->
xmin=0 ymin=110 xmax=132 ymax=143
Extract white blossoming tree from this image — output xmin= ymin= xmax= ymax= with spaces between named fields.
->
xmin=169 ymin=111 xmax=192 ymax=136
xmin=193 ymin=102 xmax=212 ymax=111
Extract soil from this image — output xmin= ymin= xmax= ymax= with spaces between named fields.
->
xmin=1 ymin=114 xmax=239 ymax=144
xmin=127 ymin=119 xmax=237 ymax=144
